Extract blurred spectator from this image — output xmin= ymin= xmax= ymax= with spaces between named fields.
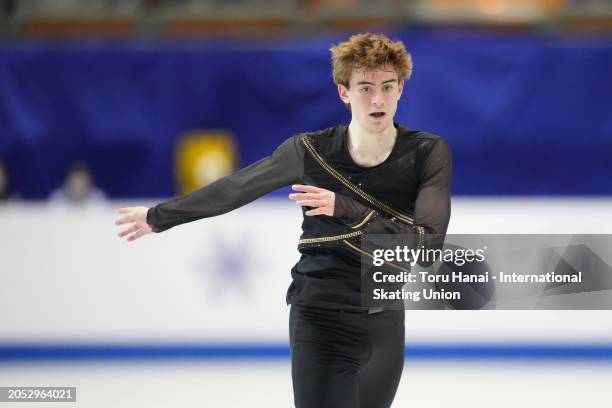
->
xmin=0 ymin=160 xmax=6 ymax=200
xmin=0 ymin=159 xmax=9 ymax=201
xmin=0 ymin=159 xmax=19 ymax=202
xmin=49 ymin=161 xmax=106 ymax=205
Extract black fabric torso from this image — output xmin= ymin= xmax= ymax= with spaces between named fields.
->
xmin=288 ymin=124 xmax=441 ymax=310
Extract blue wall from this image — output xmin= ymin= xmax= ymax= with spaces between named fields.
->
xmin=1 ymin=30 xmax=611 ymax=198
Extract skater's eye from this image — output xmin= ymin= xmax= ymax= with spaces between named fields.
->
xmin=359 ymin=86 xmax=371 ymax=94
xmin=383 ymin=84 xmax=394 ymax=92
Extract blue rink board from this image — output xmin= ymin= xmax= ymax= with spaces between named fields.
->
xmin=1 ymin=344 xmax=612 ymax=362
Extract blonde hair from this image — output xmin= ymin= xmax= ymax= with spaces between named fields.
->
xmin=330 ymin=33 xmax=413 ymax=87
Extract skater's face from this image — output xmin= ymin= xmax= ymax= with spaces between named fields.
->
xmin=338 ymin=66 xmax=403 ymax=133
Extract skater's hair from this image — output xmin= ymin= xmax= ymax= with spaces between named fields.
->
xmin=330 ymin=33 xmax=413 ymax=87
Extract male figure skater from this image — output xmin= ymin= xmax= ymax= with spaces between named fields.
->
xmin=116 ymin=32 xmax=451 ymax=408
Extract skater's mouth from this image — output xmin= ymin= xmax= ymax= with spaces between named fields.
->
xmin=370 ymin=112 xmax=385 ymax=118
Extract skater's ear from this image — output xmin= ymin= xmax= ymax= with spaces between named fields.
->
xmin=337 ymin=83 xmax=350 ymax=110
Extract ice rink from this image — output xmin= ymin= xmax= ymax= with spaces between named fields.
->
xmin=1 ymin=200 xmax=611 ymax=406
xmin=2 ymin=360 xmax=611 ymax=407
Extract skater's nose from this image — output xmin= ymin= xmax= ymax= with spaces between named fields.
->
xmin=372 ymin=89 xmax=385 ymax=107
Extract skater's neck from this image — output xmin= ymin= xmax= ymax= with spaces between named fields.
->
xmin=346 ymin=121 xmax=397 ymax=167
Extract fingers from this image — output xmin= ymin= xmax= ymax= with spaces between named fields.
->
xmin=288 ymin=192 xmax=320 ymax=200
xmin=289 ymin=190 xmax=328 ymax=208
xmin=114 ymin=215 xmax=133 ymax=226
xmin=289 ymin=185 xmax=333 ymax=213
xmin=292 ymin=184 xmax=324 ymax=194
xmin=127 ymin=229 xmax=147 ymax=242
xmin=118 ymin=224 xmax=139 ymax=238
xmin=295 ymin=199 xmax=325 ymax=208
xmin=116 ymin=207 xmax=149 ymax=241
xmin=115 ymin=208 xmax=135 ymax=225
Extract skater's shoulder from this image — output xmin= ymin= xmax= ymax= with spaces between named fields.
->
xmin=297 ymin=125 xmax=345 ymax=141
xmin=396 ymin=124 xmax=444 ymax=142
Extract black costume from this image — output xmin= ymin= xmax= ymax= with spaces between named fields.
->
xmin=147 ymin=123 xmax=451 ymax=408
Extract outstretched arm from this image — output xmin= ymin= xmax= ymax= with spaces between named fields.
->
xmin=116 ymin=135 xmax=304 ymax=241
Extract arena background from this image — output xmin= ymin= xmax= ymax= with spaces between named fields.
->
xmin=1 ymin=1 xmax=611 ymax=407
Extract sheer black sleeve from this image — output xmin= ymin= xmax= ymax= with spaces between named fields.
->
xmin=334 ymin=137 xmax=452 ymax=238
xmin=413 ymin=137 xmax=452 ymax=235
xmin=147 ymin=135 xmax=304 ymax=233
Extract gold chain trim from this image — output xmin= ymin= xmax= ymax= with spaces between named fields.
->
xmin=298 ymin=210 xmax=373 ymax=246
xmin=298 ymin=230 xmax=363 ymax=245
xmin=350 ymin=209 xmax=376 ymax=230
xmin=416 ymin=226 xmax=425 ymax=249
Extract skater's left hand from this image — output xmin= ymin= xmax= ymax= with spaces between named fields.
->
xmin=289 ymin=184 xmax=335 ymax=216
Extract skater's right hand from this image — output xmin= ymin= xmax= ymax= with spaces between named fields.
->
xmin=115 ymin=206 xmax=153 ymax=242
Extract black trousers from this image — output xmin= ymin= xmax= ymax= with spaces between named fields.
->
xmin=289 ymin=304 xmax=405 ymax=408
